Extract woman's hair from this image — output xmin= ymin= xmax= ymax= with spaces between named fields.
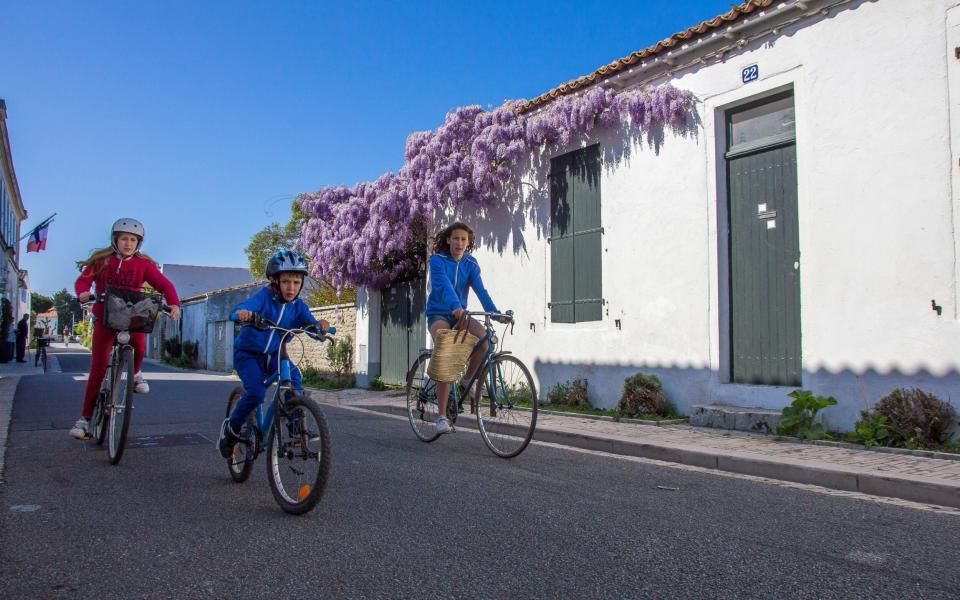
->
xmin=76 ymin=234 xmax=157 ymax=274
xmin=432 ymin=222 xmax=475 ymax=255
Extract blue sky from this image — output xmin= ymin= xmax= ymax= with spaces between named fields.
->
xmin=3 ymin=0 xmax=733 ymax=297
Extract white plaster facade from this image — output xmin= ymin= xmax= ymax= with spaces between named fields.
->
xmin=458 ymin=0 xmax=960 ymax=429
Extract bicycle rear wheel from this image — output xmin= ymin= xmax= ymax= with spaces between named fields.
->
xmin=476 ymin=354 xmax=538 ymax=458
xmin=91 ymin=392 xmax=109 ymax=446
xmin=225 ymin=386 xmax=256 ymax=483
xmin=267 ymin=395 xmax=331 ymax=515
xmin=406 ymin=352 xmax=441 ymax=442
xmin=107 ymin=346 xmax=135 ymax=465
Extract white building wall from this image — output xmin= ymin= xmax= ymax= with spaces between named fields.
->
xmin=467 ymin=0 xmax=960 ymax=429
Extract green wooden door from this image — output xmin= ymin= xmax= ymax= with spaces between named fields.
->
xmin=380 ymin=279 xmax=425 ymax=385
xmin=727 ymin=93 xmax=801 ymax=386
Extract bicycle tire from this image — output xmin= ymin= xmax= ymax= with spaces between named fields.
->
xmin=406 ymin=352 xmax=442 ymax=443
xmin=91 ymin=392 xmax=109 ymax=446
xmin=225 ymin=386 xmax=256 ymax=483
xmin=107 ymin=346 xmax=135 ymax=465
xmin=267 ymin=395 xmax=331 ymax=515
xmin=476 ymin=354 xmax=538 ymax=458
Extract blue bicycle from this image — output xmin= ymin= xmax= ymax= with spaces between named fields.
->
xmin=225 ymin=317 xmax=335 ymax=514
xmin=406 ymin=310 xmax=538 ymax=458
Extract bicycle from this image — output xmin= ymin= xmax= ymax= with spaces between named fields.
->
xmin=35 ymin=336 xmax=49 ymax=372
xmin=87 ymin=289 xmax=170 ymax=464
xmin=224 ymin=316 xmax=335 ymax=515
xmin=406 ymin=310 xmax=538 ymax=458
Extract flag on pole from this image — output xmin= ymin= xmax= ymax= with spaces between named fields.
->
xmin=26 ymin=224 xmax=49 ymax=252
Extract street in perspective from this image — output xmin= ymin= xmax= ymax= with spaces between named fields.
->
xmin=3 ymin=0 xmax=960 ymax=598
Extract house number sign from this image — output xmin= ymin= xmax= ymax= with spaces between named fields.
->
xmin=742 ymin=64 xmax=759 ymax=84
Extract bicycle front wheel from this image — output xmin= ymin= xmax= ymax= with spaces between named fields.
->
xmin=91 ymin=392 xmax=109 ymax=446
xmin=406 ymin=352 xmax=441 ymax=443
xmin=267 ymin=395 xmax=331 ymax=515
xmin=225 ymin=386 xmax=256 ymax=483
xmin=476 ymin=355 xmax=538 ymax=458
xmin=107 ymin=346 xmax=135 ymax=465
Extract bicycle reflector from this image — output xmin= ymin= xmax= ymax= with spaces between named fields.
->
xmin=117 ymin=331 xmax=131 ymax=344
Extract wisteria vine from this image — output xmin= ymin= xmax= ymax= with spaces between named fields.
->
xmin=298 ymin=84 xmax=694 ymax=290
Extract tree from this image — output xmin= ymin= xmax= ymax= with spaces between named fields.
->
xmin=245 ymin=199 xmax=356 ymax=306
xmin=30 ymin=292 xmax=54 ymax=314
xmin=51 ymin=288 xmax=82 ymax=334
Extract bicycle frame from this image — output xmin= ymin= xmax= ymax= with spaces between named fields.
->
xmin=241 ymin=323 xmax=332 ymax=447
xmin=444 ymin=311 xmax=514 ymax=412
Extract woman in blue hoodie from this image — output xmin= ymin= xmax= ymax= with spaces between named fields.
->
xmin=218 ymin=250 xmax=329 ymax=458
xmin=426 ymin=222 xmax=508 ymax=434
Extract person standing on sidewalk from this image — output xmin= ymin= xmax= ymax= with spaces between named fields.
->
xmin=68 ymin=218 xmax=181 ymax=440
xmin=15 ymin=314 xmax=28 ymax=362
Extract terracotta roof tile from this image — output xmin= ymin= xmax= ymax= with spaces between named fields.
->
xmin=517 ymin=0 xmax=785 ymax=114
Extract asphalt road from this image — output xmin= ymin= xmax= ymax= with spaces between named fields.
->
xmin=1 ymin=346 xmax=959 ymax=599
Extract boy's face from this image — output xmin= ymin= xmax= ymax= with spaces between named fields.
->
xmin=276 ymin=273 xmax=304 ymax=301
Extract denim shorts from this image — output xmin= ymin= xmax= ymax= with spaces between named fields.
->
xmin=427 ymin=314 xmax=456 ymax=329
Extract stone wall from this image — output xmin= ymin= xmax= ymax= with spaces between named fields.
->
xmin=290 ymin=303 xmax=357 ymax=374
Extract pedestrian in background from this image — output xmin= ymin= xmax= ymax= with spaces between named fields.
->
xmin=15 ymin=314 xmax=28 ymax=362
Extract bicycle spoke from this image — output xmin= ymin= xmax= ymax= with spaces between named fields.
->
xmin=406 ymin=353 xmax=442 ymax=442
xmin=477 ymin=355 xmax=538 ymax=458
xmin=267 ymin=398 xmax=331 ymax=514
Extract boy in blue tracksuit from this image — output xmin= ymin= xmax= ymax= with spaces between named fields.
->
xmin=218 ymin=250 xmax=329 ymax=458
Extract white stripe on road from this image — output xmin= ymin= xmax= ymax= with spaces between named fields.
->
xmin=71 ymin=373 xmax=238 ymax=382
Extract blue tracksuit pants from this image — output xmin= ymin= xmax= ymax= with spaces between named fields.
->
xmin=228 ymin=350 xmax=303 ymax=432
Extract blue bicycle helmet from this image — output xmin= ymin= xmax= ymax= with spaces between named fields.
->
xmin=265 ymin=250 xmax=309 ymax=280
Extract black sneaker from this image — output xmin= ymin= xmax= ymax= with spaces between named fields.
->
xmin=218 ymin=419 xmax=240 ymax=459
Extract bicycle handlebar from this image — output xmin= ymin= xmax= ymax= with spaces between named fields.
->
xmin=245 ymin=315 xmax=336 ymax=342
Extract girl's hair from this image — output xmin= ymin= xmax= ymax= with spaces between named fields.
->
xmin=432 ymin=222 xmax=475 ymax=255
xmin=76 ymin=234 xmax=157 ymax=275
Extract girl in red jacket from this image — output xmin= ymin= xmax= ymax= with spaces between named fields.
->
xmin=70 ymin=218 xmax=181 ymax=440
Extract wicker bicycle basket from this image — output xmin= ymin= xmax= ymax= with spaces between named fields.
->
xmin=426 ymin=317 xmax=479 ymax=383
xmin=103 ymin=288 xmax=161 ymax=334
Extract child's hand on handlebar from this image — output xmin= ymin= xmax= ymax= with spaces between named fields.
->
xmin=78 ymin=291 xmax=92 ymax=303
xmin=236 ymin=310 xmax=255 ymax=322
xmin=169 ymin=306 xmax=181 ymax=321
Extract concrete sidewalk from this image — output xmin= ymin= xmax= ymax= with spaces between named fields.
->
xmin=307 ymin=387 xmax=960 ymax=510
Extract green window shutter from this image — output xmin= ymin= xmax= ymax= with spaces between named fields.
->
xmin=549 ymin=145 xmax=603 ymax=324
xmin=571 ymin=145 xmax=602 ymax=322
xmin=550 ymin=154 xmax=574 ymax=323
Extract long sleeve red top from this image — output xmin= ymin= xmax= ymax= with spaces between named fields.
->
xmin=75 ymin=254 xmax=180 ymax=320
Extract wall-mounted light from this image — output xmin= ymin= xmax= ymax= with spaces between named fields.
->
xmin=529 ymin=322 xmax=536 ymax=332
xmin=615 ymin=319 xmax=622 ymax=330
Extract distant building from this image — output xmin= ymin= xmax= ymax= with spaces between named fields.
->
xmin=146 ymin=264 xmax=255 ymax=361
xmin=0 ymin=99 xmax=28 ymax=318
xmin=160 ymin=264 xmax=254 ymax=299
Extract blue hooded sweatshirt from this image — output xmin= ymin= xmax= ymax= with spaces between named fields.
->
xmin=230 ymin=286 xmax=320 ymax=355
xmin=425 ymin=252 xmax=498 ymax=317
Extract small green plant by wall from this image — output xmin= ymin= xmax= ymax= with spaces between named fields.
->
xmin=776 ymin=389 xmax=837 ymax=440
xmin=618 ymin=373 xmax=677 ymax=419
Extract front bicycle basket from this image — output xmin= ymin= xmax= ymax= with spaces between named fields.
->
xmin=103 ymin=288 xmax=161 ymax=333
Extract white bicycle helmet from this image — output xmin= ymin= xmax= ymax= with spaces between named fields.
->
xmin=111 ymin=218 xmax=144 ymax=253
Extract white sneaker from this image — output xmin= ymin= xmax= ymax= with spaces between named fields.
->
xmin=134 ymin=372 xmax=150 ymax=394
xmin=436 ymin=417 xmax=453 ymax=435
xmin=69 ymin=417 xmax=91 ymax=440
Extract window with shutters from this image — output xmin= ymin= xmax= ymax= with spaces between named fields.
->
xmin=549 ymin=144 xmax=602 ymax=323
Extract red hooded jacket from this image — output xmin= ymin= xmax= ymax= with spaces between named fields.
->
xmin=75 ymin=254 xmax=180 ymax=320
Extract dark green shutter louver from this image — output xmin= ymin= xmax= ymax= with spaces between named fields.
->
xmin=550 ymin=145 xmax=602 ymax=323
xmin=550 ymin=154 xmax=575 ymax=323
